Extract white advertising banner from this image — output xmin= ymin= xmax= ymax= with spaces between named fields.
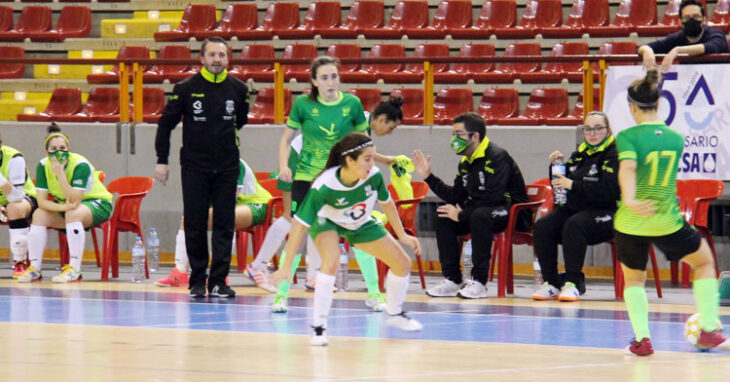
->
xmin=604 ymin=64 xmax=729 ymax=180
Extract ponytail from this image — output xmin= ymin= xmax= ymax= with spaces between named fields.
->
xmin=371 ymin=96 xmax=404 ymax=123
xmin=627 ymin=69 xmax=661 ymax=111
xmin=324 ymin=133 xmax=373 ymax=171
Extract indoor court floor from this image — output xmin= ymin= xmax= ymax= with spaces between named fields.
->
xmin=1 ymin=267 xmax=729 ymax=382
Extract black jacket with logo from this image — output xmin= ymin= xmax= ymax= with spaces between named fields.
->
xmin=425 ymin=137 xmax=529 ymax=225
xmin=155 ymin=68 xmax=249 ymax=171
xmin=551 ymin=136 xmax=620 ymax=211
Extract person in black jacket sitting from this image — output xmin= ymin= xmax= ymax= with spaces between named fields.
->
xmin=532 ymin=111 xmax=620 ymax=302
xmin=412 ymin=113 xmax=528 ymax=299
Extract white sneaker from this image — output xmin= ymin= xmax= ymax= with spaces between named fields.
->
xmin=52 ymin=265 xmax=82 ymax=283
xmin=457 ymin=279 xmax=488 ymax=299
xmin=271 ymin=295 xmax=288 ymax=313
xmin=365 ymin=292 xmax=386 ymax=312
xmin=532 ymin=282 xmax=560 ymax=301
xmin=246 ymin=264 xmax=277 ymax=293
xmin=558 ymin=281 xmax=580 ymax=302
xmin=426 ymin=278 xmax=461 ymax=297
xmin=310 ymin=326 xmax=328 ymax=346
xmin=386 ymin=312 xmax=423 ymax=331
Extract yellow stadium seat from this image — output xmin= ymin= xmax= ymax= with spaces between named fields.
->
xmin=0 ymin=92 xmax=88 ymax=121
xmin=100 ymin=10 xmax=219 ymax=39
xmin=33 ymin=50 xmax=155 ymax=80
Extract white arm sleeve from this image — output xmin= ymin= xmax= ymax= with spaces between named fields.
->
xmin=6 ymin=186 xmax=25 ymax=203
xmin=7 ymin=156 xmax=27 ymax=186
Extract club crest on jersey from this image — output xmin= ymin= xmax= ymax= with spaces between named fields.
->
xmin=318 ymin=123 xmax=337 ymax=137
xmin=225 ymin=100 xmax=234 ymax=115
xmin=588 ymin=164 xmax=598 ymax=176
xmin=312 ymin=108 xmax=319 ymax=116
xmin=342 ymin=106 xmax=350 ymax=117
xmin=193 ymin=100 xmax=203 ymax=114
xmin=364 ymin=185 xmax=374 ymax=197
xmin=335 ymin=197 xmax=348 ymax=206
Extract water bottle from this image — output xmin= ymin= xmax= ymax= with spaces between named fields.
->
xmin=147 ymin=227 xmax=160 ymax=273
xmin=533 ymin=258 xmax=543 ymax=287
xmin=131 ymin=236 xmax=146 ymax=283
xmin=461 ymin=239 xmax=473 ymax=281
xmin=336 ymin=243 xmax=349 ymax=291
xmin=551 ymin=158 xmax=567 ymax=206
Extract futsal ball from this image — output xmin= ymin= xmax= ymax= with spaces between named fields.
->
xmin=684 ymin=313 xmax=723 ymax=350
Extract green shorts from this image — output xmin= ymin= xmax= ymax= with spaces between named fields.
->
xmin=238 ymin=202 xmax=267 ymax=226
xmin=308 ymin=217 xmax=388 ymax=244
xmin=81 ymin=198 xmax=112 ymax=226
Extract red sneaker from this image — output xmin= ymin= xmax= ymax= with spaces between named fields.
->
xmin=624 ymin=338 xmax=654 ymax=356
xmin=697 ymin=329 xmax=728 ymax=350
xmin=12 ymin=260 xmax=28 ymax=279
xmin=154 ymin=268 xmax=189 ymax=287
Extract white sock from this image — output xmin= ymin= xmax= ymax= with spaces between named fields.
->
xmin=174 ymin=230 xmax=188 ymax=272
xmin=27 ymin=224 xmax=47 ymax=271
xmin=305 ymin=236 xmax=321 ymax=281
xmin=312 ymin=272 xmax=336 ymax=328
xmin=251 ymin=217 xmax=291 ymax=269
xmin=9 ymin=227 xmax=29 ymax=262
xmin=385 ymin=271 xmax=410 ymax=316
xmin=66 ymin=221 xmax=84 ymax=271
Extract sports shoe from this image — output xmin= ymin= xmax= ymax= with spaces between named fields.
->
xmin=457 ymin=279 xmax=488 ymax=299
xmin=52 ymin=265 xmax=82 ymax=283
xmin=189 ymin=284 xmax=206 ymax=298
xmin=154 ymin=268 xmax=189 ymax=287
xmin=246 ymin=263 xmax=276 ymax=292
xmin=532 ymin=282 xmax=560 ymax=300
xmin=558 ymin=281 xmax=580 ymax=302
xmin=310 ymin=325 xmax=328 ymax=346
xmin=17 ymin=265 xmax=42 ymax=282
xmin=624 ymin=338 xmax=654 ymax=356
xmin=271 ymin=295 xmax=288 ymax=313
xmin=209 ymin=284 xmax=236 ymax=298
xmin=697 ymin=329 xmax=729 ymax=350
xmin=365 ymin=292 xmax=386 ymax=312
xmin=426 ymin=278 xmax=461 ymax=297
xmin=12 ymin=260 xmax=28 ymax=279
xmin=386 ymin=312 xmax=423 ymax=331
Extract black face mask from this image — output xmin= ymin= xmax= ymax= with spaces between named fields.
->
xmin=682 ymin=18 xmax=703 ymax=38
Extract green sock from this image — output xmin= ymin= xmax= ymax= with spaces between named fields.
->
xmin=275 ymin=250 xmax=302 ymax=299
xmin=692 ymin=277 xmax=720 ymax=331
xmin=624 ymin=286 xmax=651 ymax=341
xmin=353 ymin=247 xmax=380 ymax=295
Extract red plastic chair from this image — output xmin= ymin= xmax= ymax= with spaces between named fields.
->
xmin=28 ymin=5 xmax=90 ymax=42
xmin=545 ymin=88 xmax=600 ymax=126
xmin=55 ymin=87 xmax=120 ymax=122
xmin=674 ymin=179 xmax=723 ymax=286
xmin=283 ymin=44 xmax=318 ymax=82
xmin=320 ymin=0 xmax=384 ymax=38
xmin=390 ymin=88 xmax=424 ymax=125
xmin=435 ymin=44 xmax=495 ymax=84
xmin=142 ymin=45 xmax=191 ymax=83
xmin=236 ymin=179 xmax=284 ymax=272
xmin=709 ymin=0 xmax=730 ymax=32
xmin=395 ymin=44 xmax=451 ymax=83
xmin=474 ymin=42 xmax=542 ymax=83
xmin=433 ymin=88 xmax=473 ymax=125
xmin=96 ymin=87 xmax=166 ymax=123
xmin=497 ymin=88 xmax=569 ymax=125
xmin=153 ymin=4 xmax=217 ymax=42
xmin=494 ymin=0 xmax=562 ymax=38
xmin=17 ymin=88 xmax=82 ymax=122
xmin=0 ymin=46 xmax=25 ymax=79
xmin=588 ymin=0 xmax=657 ymax=37
xmin=326 ymin=44 xmax=362 ymax=81
xmin=637 ymin=0 xmax=682 ymax=36
xmin=0 ymin=6 xmax=52 ymax=42
xmin=542 ymin=0 xmax=610 ymax=38
xmin=229 ymin=44 xmax=275 ymax=82
xmin=347 ymin=88 xmax=382 ymax=114
xmin=451 ymin=0 xmax=517 ymax=39
xmin=87 ymin=46 xmax=150 ymax=84
xmin=376 ymin=181 xmax=430 ymax=290
xmin=477 ymin=88 xmax=520 ymax=124
xmin=353 ymin=44 xmax=407 ymax=83
xmin=101 ymin=177 xmax=155 ymax=281
xmin=247 ymin=88 xmax=293 ymax=124
xmin=521 ymin=42 xmax=589 ymax=83
xmin=236 ymin=2 xmax=300 ymax=40
xmin=406 ymin=0 xmax=472 ymax=38
xmin=278 ymin=1 xmax=341 ymax=39
xmin=196 ymin=3 xmax=257 ymax=40
xmin=364 ymin=1 xmax=429 ymax=38
xmin=0 ymin=6 xmax=12 ymax=32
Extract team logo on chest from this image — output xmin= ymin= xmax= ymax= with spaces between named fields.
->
xmin=588 ymin=164 xmax=598 ymax=176
xmin=342 ymin=106 xmax=350 ymax=117
xmin=318 ymin=123 xmax=337 ymax=137
xmin=225 ymin=100 xmax=235 ymax=115
xmin=193 ymin=100 xmax=203 ymax=114
xmin=312 ymin=107 xmax=319 ymax=117
xmin=335 ymin=197 xmax=348 ymax=206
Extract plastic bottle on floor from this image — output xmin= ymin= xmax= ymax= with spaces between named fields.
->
xmin=132 ymin=236 xmax=146 ymax=283
xmin=147 ymin=227 xmax=159 ymax=273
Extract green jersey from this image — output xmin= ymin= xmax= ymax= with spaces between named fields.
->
xmin=614 ymin=122 xmax=685 ymax=236
xmin=286 ymin=92 xmax=368 ymax=181
xmin=295 ymin=166 xmax=390 ymax=231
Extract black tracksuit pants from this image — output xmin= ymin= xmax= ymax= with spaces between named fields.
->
xmin=533 ymin=207 xmax=615 ymax=289
xmin=436 ymin=205 xmax=509 ymax=285
xmin=181 ymin=166 xmax=238 ymax=290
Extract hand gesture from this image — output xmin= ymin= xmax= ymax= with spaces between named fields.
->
xmin=551 ymin=173 xmax=573 ymax=190
xmin=278 ymin=166 xmax=293 ymax=183
xmin=411 ymin=150 xmax=432 ymax=179
xmin=399 ymin=234 xmax=421 ymax=257
xmin=50 ymin=156 xmax=65 ymax=177
xmin=624 ymin=199 xmax=657 ymax=217
xmin=154 ymin=164 xmax=169 ymax=185
xmin=660 ymin=47 xmax=679 ymax=73
xmin=437 ymin=203 xmax=462 ymax=222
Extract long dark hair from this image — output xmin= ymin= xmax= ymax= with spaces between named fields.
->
xmin=324 ymin=133 xmax=373 ymax=170
xmin=627 ymin=69 xmax=660 ymax=111
xmin=309 ymin=56 xmax=340 ymax=101
xmin=371 ymin=96 xmax=404 ymax=123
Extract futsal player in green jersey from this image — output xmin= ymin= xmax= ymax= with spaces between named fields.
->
xmin=615 ymin=69 xmax=727 ymax=356
xmin=271 ymin=133 xmax=422 ymax=346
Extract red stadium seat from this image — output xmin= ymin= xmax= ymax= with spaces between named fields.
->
xmin=326 ymin=44 xmax=362 ymax=81
xmin=497 ymin=88 xmax=569 ymax=125
xmin=405 ymin=0 xmax=472 ymax=38
xmin=347 ymin=88 xmax=382 ymax=113
xmin=388 ymin=44 xmax=450 ymax=83
xmin=433 ymin=88 xmax=473 ymax=125
xmin=363 ymin=1 xmax=429 ymax=39
xmin=545 ymin=88 xmax=600 ymax=125
xmin=87 ymin=46 xmax=151 ymax=84
xmin=28 ymin=6 xmax=91 ymax=42
xmin=637 ymin=0 xmax=682 ymax=36
xmin=96 ymin=87 xmax=166 ymax=123
xmin=196 ymin=3 xmax=258 ymax=40
xmin=521 ymin=42 xmax=589 ymax=83
xmin=0 ymin=46 xmax=25 ymax=79
xmin=593 ymin=41 xmax=639 ymax=72
xmin=143 ymin=45 xmax=192 ymax=84
xmin=0 ymin=6 xmax=13 ymax=32
xmin=153 ymin=4 xmax=217 ymax=42
xmin=283 ymin=44 xmax=318 ymax=82
xmin=542 ymin=0 xmax=610 ymax=38
xmin=55 ymin=87 xmax=120 ymax=122
xmin=349 ymin=44 xmax=407 ymax=83
xmin=451 ymin=0 xmax=517 ymax=39
xmin=247 ymin=88 xmax=293 ymax=124
xmin=494 ymin=0 xmax=562 ymax=38
xmin=475 ymin=42 xmax=542 ymax=83
xmin=435 ymin=44 xmax=495 ymax=84
xmin=277 ymin=1 xmax=341 ymax=39
xmin=477 ymin=88 xmax=519 ymax=124
xmin=319 ymin=0 xmax=384 ymax=38
xmin=588 ymin=0 xmax=657 ymax=37
xmin=229 ymin=44 xmax=275 ymax=82
xmin=17 ymin=88 xmax=82 ymax=121
xmin=390 ymin=88 xmax=424 ymax=125
xmin=709 ymin=0 xmax=730 ymax=32
xmin=236 ymin=2 xmax=300 ymax=40
xmin=0 ymin=6 xmax=52 ymax=42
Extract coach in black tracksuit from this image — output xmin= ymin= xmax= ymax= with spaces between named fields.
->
xmin=413 ymin=113 xmax=528 ymax=299
xmin=154 ymin=37 xmax=249 ymax=298
xmin=532 ymin=111 xmax=620 ymax=301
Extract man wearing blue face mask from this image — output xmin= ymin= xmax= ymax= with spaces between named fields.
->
xmin=412 ymin=113 xmax=528 ymax=299
xmin=638 ymin=0 xmax=729 ymax=73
